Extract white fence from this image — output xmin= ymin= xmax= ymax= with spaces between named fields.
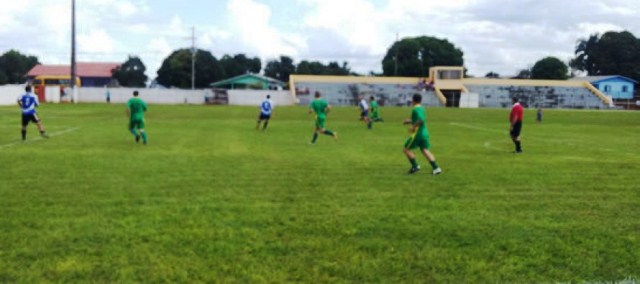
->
xmin=79 ymin=88 xmax=207 ymax=104
xmin=459 ymin=92 xmax=479 ymax=108
xmin=0 ymin=85 xmax=24 ymax=105
xmin=227 ymin=90 xmax=294 ymax=106
xmin=0 ymin=86 xmax=295 ymax=106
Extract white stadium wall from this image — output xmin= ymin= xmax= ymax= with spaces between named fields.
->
xmin=227 ymin=90 xmax=294 ymax=106
xmin=459 ymin=92 xmax=479 ymax=108
xmin=0 ymin=86 xmax=294 ymax=106
xmin=0 ymin=85 xmax=25 ymax=105
xmin=78 ymin=88 xmax=207 ymax=104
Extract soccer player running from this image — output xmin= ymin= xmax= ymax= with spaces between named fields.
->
xmin=126 ymin=90 xmax=148 ymax=144
xmin=369 ymin=96 xmax=384 ymax=123
xmin=510 ymin=97 xmax=524 ymax=153
xmin=403 ymin=94 xmax=442 ymax=175
xmin=256 ymin=95 xmax=274 ymax=131
xmin=358 ymin=95 xmax=372 ymax=129
xmin=17 ymin=85 xmax=48 ymax=141
xmin=309 ymin=91 xmax=337 ymax=144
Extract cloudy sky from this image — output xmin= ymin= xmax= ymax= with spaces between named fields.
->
xmin=1 ymin=0 xmax=639 ymax=79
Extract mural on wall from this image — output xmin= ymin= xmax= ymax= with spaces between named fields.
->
xmin=294 ymin=82 xmax=441 ymax=107
xmin=206 ymin=89 xmax=229 ymax=105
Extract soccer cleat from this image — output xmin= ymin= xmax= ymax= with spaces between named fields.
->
xmin=513 ymin=150 xmax=523 ymax=154
xmin=432 ymin=168 xmax=442 ymax=175
xmin=135 ymin=135 xmax=141 ymax=143
xmin=408 ymin=166 xmax=421 ymax=174
xmin=40 ymin=133 xmax=49 ymax=139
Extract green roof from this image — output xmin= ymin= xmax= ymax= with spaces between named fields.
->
xmin=210 ymin=73 xmax=285 ymax=89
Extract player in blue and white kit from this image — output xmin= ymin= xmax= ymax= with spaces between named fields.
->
xmin=17 ymin=86 xmax=48 ymax=141
xmin=358 ymin=96 xmax=372 ymax=129
xmin=256 ymin=95 xmax=274 ymax=131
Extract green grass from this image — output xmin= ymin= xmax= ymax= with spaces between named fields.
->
xmin=0 ymin=103 xmax=639 ymax=283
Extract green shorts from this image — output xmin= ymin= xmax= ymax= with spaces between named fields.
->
xmin=404 ymin=135 xmax=430 ymax=150
xmin=129 ymin=119 xmax=145 ymax=130
xmin=315 ymin=116 xmax=326 ymax=129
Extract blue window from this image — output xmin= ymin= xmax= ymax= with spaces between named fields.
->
xmin=604 ymin=85 xmax=612 ymax=92
xmin=622 ymin=85 xmax=629 ymax=92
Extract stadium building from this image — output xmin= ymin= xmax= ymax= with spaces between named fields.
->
xmin=290 ymin=66 xmax=613 ymax=109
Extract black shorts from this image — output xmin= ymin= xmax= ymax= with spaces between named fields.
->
xmin=22 ymin=113 xmax=40 ymax=127
xmin=361 ymin=110 xmax=369 ymax=118
xmin=510 ymin=121 xmax=522 ymax=137
xmin=258 ymin=113 xmax=271 ymax=120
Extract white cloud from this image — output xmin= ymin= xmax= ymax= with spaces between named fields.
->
xmin=3 ymin=0 xmax=640 ymax=81
xmin=116 ymin=0 xmax=138 ymax=17
xmin=0 ymin=1 xmax=31 ymax=31
xmin=148 ymin=37 xmax=172 ymax=57
xmin=227 ymin=0 xmax=305 ymax=59
xmin=143 ymin=37 xmax=174 ymax=77
xmin=128 ymin=24 xmax=151 ymax=34
xmin=78 ymin=30 xmax=116 ymax=53
xmin=302 ymin=0 xmax=388 ymax=54
xmin=576 ymin=22 xmax=624 ymax=36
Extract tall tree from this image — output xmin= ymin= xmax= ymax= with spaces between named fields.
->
xmin=156 ymin=49 xmax=225 ymax=89
xmin=570 ymin=34 xmax=600 ymax=75
xmin=264 ymin=56 xmax=295 ymax=82
xmin=593 ymin=31 xmax=640 ymax=81
xmin=295 ymin=60 xmax=352 ymax=75
xmin=485 ymin=71 xmax=500 ymax=78
xmin=381 ymin=36 xmax=464 ymax=77
xmin=513 ymin=69 xmax=532 ymax=79
xmin=219 ymin=54 xmax=261 ymax=79
xmin=531 ymin=57 xmax=568 ymax=80
xmin=570 ymin=31 xmax=640 ymax=82
xmin=296 ymin=60 xmax=325 ymax=75
xmin=326 ymin=61 xmax=352 ymax=75
xmin=113 ymin=56 xmax=148 ymax=87
xmin=0 ymin=50 xmax=39 ymax=84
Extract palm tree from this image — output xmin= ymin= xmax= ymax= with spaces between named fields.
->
xmin=570 ymin=34 xmax=600 ymax=75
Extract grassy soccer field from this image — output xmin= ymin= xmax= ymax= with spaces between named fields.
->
xmin=0 ymin=103 xmax=639 ymax=283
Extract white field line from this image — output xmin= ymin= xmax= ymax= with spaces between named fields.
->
xmin=0 ymin=124 xmax=70 ymax=129
xmin=0 ymin=127 xmax=80 ymax=150
xmin=449 ymin=122 xmax=505 ymax=134
xmin=482 ymin=140 xmax=506 ymax=151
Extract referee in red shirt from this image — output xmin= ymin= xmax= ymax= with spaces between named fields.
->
xmin=509 ymin=97 xmax=524 ymax=153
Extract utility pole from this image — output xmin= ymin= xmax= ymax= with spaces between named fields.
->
xmin=71 ymin=0 xmax=77 ymax=102
xmin=394 ymin=33 xmax=399 ymax=76
xmin=191 ymin=26 xmax=196 ymax=90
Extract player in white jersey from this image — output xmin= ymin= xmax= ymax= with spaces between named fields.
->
xmin=17 ymin=86 xmax=48 ymax=141
xmin=256 ymin=95 xmax=274 ymax=131
xmin=358 ymin=96 xmax=372 ymax=129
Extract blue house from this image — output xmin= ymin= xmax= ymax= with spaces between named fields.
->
xmin=571 ymin=75 xmax=637 ymax=99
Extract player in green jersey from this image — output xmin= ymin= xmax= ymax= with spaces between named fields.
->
xmin=308 ymin=91 xmax=337 ymax=144
xmin=126 ymin=90 xmax=148 ymax=144
xmin=403 ymin=94 xmax=442 ymax=175
xmin=369 ymin=96 xmax=384 ymax=123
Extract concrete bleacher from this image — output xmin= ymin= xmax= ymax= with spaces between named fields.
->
xmin=465 ymin=84 xmax=609 ymax=109
xmin=293 ymin=81 xmax=442 ymax=107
